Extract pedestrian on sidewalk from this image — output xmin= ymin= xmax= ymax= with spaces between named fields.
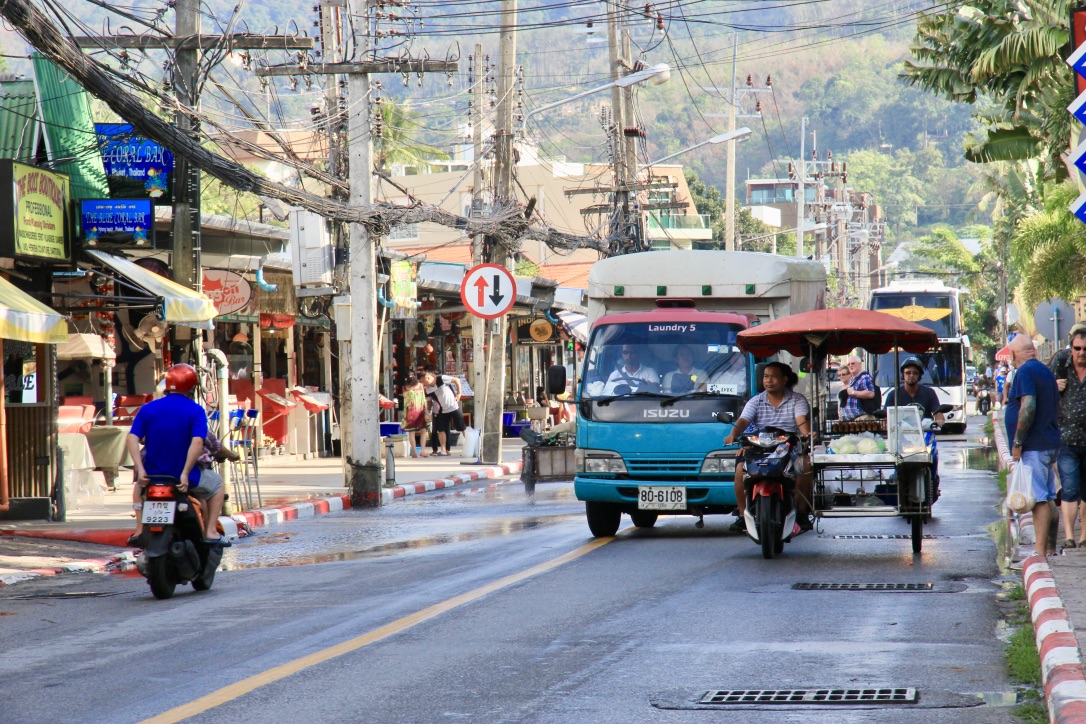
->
xmin=1005 ymin=335 xmax=1062 ymax=557
xmin=402 ymin=373 xmax=429 ymax=457
xmin=423 ymin=366 xmax=464 ymax=456
xmin=1056 ymin=326 xmax=1086 ymax=550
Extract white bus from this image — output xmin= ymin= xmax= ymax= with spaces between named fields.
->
xmin=869 ymin=280 xmax=970 ymax=433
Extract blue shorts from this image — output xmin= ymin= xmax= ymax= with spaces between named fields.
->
xmin=1022 ymin=449 xmax=1058 ymax=503
xmin=1057 ymin=445 xmax=1086 ymax=503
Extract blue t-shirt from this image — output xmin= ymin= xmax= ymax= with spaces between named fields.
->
xmin=130 ymin=393 xmax=208 ymax=485
xmin=1004 ymin=359 xmax=1060 ymax=451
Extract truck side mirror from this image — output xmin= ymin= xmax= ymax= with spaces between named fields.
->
xmin=547 ymin=365 xmax=567 ymax=396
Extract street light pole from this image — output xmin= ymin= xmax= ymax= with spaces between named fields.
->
xmin=640 ymin=128 xmax=752 ymax=169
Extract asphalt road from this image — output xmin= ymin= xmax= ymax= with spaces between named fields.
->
xmin=0 ymin=414 xmax=1019 ymax=723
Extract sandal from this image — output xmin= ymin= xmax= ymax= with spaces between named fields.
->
xmin=1063 ymin=539 xmax=1078 ymax=552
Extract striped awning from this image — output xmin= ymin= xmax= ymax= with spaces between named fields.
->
xmin=0 ymin=275 xmax=67 ymax=344
xmin=556 ymin=310 xmax=589 ymax=345
xmin=87 ymin=250 xmax=217 ymax=326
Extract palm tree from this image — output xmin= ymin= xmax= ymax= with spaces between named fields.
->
xmin=901 ymin=0 xmax=1072 ymax=177
xmin=1011 ymin=181 xmax=1086 ymax=308
xmin=373 ymin=102 xmax=449 ymax=173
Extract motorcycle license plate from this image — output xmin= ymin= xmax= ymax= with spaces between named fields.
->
xmin=141 ymin=501 xmax=176 ymax=525
xmin=637 ymin=486 xmax=686 ymax=511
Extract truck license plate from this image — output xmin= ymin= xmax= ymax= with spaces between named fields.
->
xmin=141 ymin=501 xmax=176 ymax=525
xmin=637 ymin=486 xmax=686 ymax=511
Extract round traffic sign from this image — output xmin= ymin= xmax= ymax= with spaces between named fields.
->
xmin=461 ymin=263 xmax=516 ymax=320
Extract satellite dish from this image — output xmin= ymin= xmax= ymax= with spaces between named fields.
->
xmin=135 ymin=315 xmax=169 ymax=352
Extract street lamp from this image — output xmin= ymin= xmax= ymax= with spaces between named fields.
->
xmin=521 ymin=63 xmax=670 ymax=123
xmin=640 ymin=127 xmax=753 ymax=168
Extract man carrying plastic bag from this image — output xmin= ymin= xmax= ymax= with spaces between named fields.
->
xmin=1005 ymin=335 xmax=1061 ymax=557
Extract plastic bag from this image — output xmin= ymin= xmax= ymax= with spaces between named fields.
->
xmin=1006 ymin=460 xmax=1036 ymax=513
xmin=461 ymin=426 xmax=480 ymax=459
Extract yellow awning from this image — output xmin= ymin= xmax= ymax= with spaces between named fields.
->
xmin=87 ymin=250 xmax=217 ymax=325
xmin=0 ymin=275 xmax=67 ymax=344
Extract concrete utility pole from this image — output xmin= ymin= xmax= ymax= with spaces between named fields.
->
xmin=607 ymin=0 xmax=629 ymax=246
xmin=470 ymin=44 xmax=488 ymax=448
xmin=796 ymin=115 xmax=807 ymax=258
xmin=171 ymin=0 xmax=199 ymax=355
xmin=264 ymin=0 xmax=454 ymax=501
xmin=344 ymin=0 xmax=381 ymax=505
xmin=480 ymin=0 xmax=516 ymax=465
xmin=621 ymin=29 xmax=637 ymax=196
xmin=725 ymin=32 xmax=738 ymax=251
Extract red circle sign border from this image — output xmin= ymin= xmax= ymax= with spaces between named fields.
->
xmin=461 ymin=263 xmax=517 ymax=320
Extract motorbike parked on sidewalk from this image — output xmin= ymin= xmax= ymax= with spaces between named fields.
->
xmin=740 ymin=427 xmax=805 ymax=559
xmin=976 ymin=387 xmax=992 ymax=415
xmin=134 ymin=475 xmax=225 ymax=599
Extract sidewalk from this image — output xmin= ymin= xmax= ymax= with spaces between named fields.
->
xmin=0 ymin=439 xmax=527 ymax=586
xmin=994 ymin=411 xmax=1086 ymax=723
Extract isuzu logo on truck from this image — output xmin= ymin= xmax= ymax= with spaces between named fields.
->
xmin=644 ymin=409 xmax=690 ymax=418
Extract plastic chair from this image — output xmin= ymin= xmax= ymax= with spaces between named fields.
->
xmin=58 ymin=405 xmax=95 ymax=434
xmin=526 ymin=406 xmax=550 ymax=433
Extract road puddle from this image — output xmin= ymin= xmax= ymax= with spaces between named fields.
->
xmin=218 ymin=514 xmax=580 ymax=570
xmin=944 ymin=446 xmax=998 ymax=472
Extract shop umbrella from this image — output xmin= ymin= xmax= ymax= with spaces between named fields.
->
xmin=735 ymin=308 xmax=938 ymax=358
xmin=0 ymin=275 xmax=67 ymax=344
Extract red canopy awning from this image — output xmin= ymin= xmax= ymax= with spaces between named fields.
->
xmin=995 ymin=345 xmax=1012 ymax=362
xmin=736 ymin=308 xmax=939 ymax=358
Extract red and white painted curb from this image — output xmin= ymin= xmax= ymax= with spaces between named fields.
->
xmin=0 ymin=461 xmax=523 ymax=587
xmin=1023 ymin=555 xmax=1086 ymax=724
xmin=0 ymin=551 xmax=136 ymax=588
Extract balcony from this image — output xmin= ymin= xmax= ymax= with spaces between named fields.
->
xmin=643 ymin=212 xmax=713 ymax=245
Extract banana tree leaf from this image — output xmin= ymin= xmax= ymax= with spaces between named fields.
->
xmin=964 ymin=126 xmax=1042 ymax=164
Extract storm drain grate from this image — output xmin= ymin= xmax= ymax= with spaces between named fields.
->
xmin=833 ymin=534 xmax=937 ymax=540
xmin=699 ymin=688 xmax=918 ymax=705
xmin=792 ymin=582 xmax=933 ymax=591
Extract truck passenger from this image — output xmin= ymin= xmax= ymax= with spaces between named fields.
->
xmin=663 ymin=344 xmax=709 ymax=393
xmin=723 ymin=362 xmax=814 ymax=532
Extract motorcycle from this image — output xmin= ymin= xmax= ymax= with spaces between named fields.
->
xmin=976 ymin=387 xmax=992 ymax=415
xmin=740 ymin=427 xmax=804 ymax=559
xmin=134 ymin=475 xmax=226 ymax=600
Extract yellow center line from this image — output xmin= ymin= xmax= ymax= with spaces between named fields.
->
xmin=142 ymin=534 xmax=618 ymax=723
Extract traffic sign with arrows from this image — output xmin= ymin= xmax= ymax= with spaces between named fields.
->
xmin=461 ymin=263 xmax=516 ymax=319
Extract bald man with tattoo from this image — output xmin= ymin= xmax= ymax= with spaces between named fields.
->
xmin=1005 ymin=335 xmax=1061 ymax=556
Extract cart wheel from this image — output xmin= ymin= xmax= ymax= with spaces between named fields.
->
xmin=911 ymin=515 xmax=923 ymax=553
xmin=629 ymin=511 xmax=658 ymax=528
xmin=586 ymin=502 xmax=621 ymax=537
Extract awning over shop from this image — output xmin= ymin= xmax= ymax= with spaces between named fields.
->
xmin=86 ymin=250 xmax=217 ymax=326
xmin=556 ymin=310 xmax=589 ymax=345
xmin=57 ymin=332 xmax=116 ymax=360
xmin=0 ymin=275 xmax=67 ymax=344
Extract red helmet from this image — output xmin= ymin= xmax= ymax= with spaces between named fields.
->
xmin=164 ymin=363 xmax=198 ymax=393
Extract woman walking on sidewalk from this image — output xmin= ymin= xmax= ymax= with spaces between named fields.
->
xmin=402 ymin=374 xmax=429 ymax=457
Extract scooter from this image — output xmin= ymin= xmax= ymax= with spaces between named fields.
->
xmin=740 ymin=427 xmax=804 ymax=559
xmin=976 ymin=387 xmax=992 ymax=415
xmin=134 ymin=475 xmax=225 ymax=600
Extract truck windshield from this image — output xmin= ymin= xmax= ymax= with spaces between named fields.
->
xmin=582 ymin=322 xmax=747 ymax=400
xmin=872 ymin=344 xmax=965 ymax=389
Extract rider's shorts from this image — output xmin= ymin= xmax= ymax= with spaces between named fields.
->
xmin=190 ymin=468 xmax=223 ymax=499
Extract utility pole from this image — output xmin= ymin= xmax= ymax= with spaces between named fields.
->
xmin=480 ymin=0 xmax=516 ymax=465
xmin=621 ymin=29 xmax=637 ymax=197
xmin=607 ymin=0 xmax=629 ymax=249
xmin=470 ymin=44 xmax=488 ymax=451
xmin=171 ymin=0 xmax=198 ymax=295
xmin=725 ymin=32 xmax=738 ymax=251
xmin=796 ymin=115 xmax=807 ymax=258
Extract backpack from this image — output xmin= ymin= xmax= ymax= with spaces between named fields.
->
xmin=860 ymin=384 xmax=882 ymax=414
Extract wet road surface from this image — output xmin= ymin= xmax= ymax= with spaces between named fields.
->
xmin=0 ymin=416 xmax=1020 ymax=722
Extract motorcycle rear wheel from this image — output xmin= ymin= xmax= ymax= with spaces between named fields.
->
xmin=147 ymin=556 xmax=177 ymax=600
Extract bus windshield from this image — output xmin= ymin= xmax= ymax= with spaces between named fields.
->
xmin=872 ymin=344 xmax=965 ymax=391
xmin=582 ymin=322 xmax=747 ymax=400
xmin=871 ymin=293 xmax=958 ymax=338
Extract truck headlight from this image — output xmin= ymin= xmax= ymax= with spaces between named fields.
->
xmin=701 ymin=451 xmax=737 ymax=474
xmin=576 ymin=449 xmax=627 ymax=474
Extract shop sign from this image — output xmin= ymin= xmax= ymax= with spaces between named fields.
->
xmin=389 ymin=260 xmax=417 ymax=320
xmin=203 ymin=269 xmax=252 ymax=316
xmin=95 ymin=124 xmax=174 ymax=204
xmin=0 ymin=160 xmax=70 ymax=263
xmin=81 ymin=199 xmax=154 ymax=247
xmin=515 ymin=317 xmax=558 ymax=345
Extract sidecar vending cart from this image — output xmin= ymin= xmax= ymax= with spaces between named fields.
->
xmin=735 ymin=308 xmax=939 ymax=554
xmin=811 ymin=406 xmax=936 ymax=553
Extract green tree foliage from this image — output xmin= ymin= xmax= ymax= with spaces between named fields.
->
xmin=1011 ymin=182 xmax=1086 ymax=309
xmin=374 ymin=102 xmax=449 ymax=172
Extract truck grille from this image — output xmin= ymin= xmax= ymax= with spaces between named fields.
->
xmin=625 ymin=456 xmax=702 ymax=475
